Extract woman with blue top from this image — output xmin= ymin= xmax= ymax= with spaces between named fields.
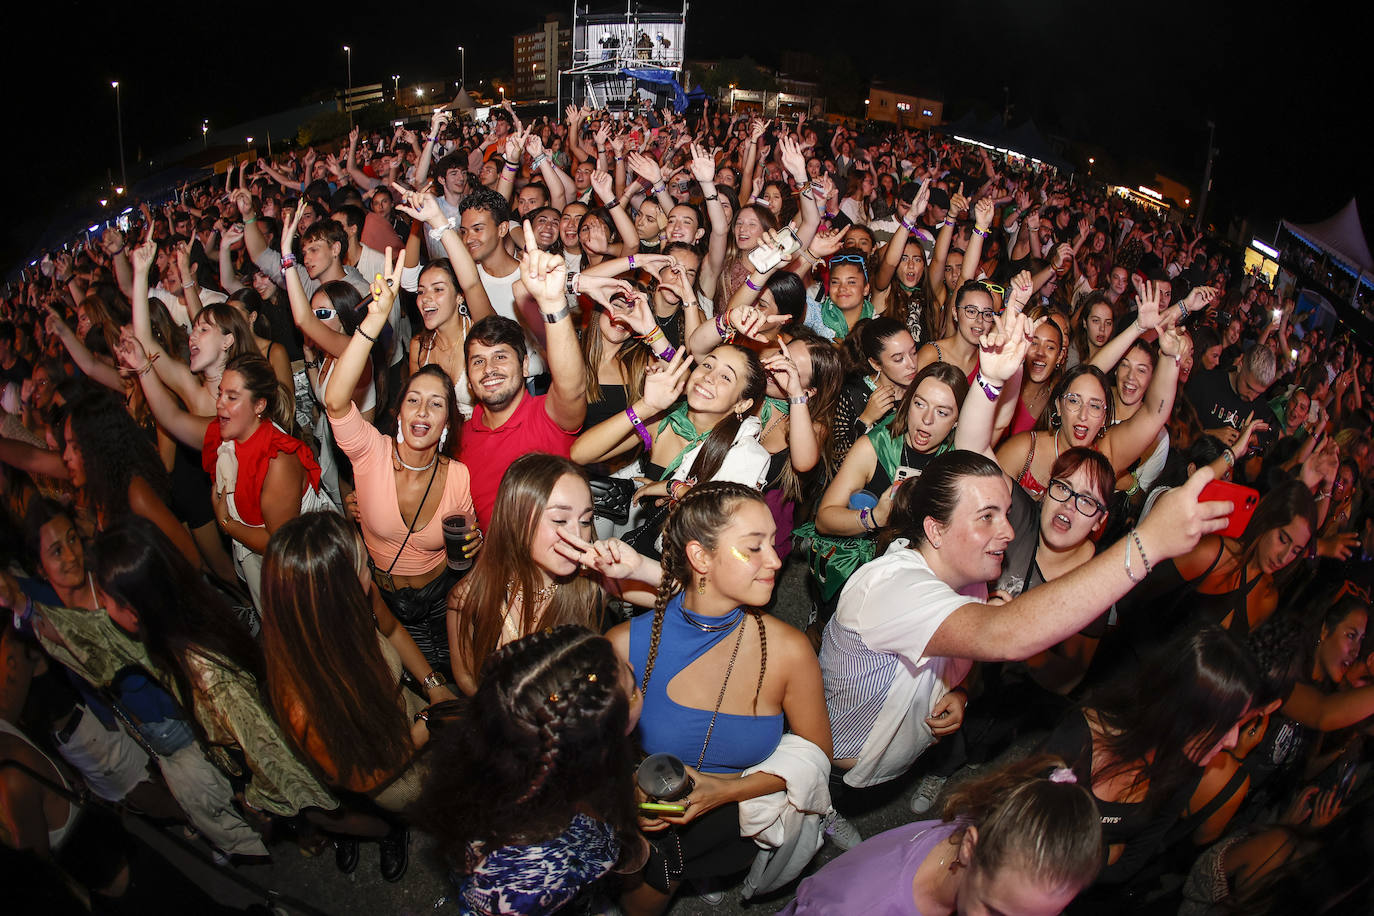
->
xmin=596 ymin=482 xmax=832 ymax=915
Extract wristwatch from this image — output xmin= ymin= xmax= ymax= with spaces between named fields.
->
xmin=421 ymin=671 xmax=446 ymax=691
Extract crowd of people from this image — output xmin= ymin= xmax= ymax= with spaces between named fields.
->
xmin=2 ymin=95 xmax=1373 ymax=915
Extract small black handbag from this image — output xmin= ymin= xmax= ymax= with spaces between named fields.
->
xmin=587 ymin=474 xmax=635 ymax=525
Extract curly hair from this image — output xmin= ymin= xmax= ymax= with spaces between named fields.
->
xmin=65 ymin=388 xmax=171 ymax=521
xmin=416 ymin=625 xmax=639 ymax=875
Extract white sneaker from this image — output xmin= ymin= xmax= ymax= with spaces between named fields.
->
xmin=691 ymin=879 xmax=725 ymax=905
xmin=909 ymin=773 xmax=948 ymax=815
xmin=821 ymin=806 xmax=863 ymax=850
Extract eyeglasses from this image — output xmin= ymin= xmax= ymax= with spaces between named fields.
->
xmin=313 ymin=308 xmax=337 ymax=321
xmin=1059 ymin=392 xmax=1107 ymax=417
xmin=960 ymin=304 xmax=997 ymax=323
xmin=1046 ymin=479 xmax=1106 ymax=518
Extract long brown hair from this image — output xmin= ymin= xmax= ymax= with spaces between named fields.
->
xmin=451 ymin=454 xmax=605 ymax=679
xmin=259 ymin=512 xmax=412 ymax=788
xmin=582 ymin=307 xmax=652 ymax=408
xmin=639 ymin=482 xmax=768 ymax=712
xmin=686 ymin=344 xmax=766 ymax=483
xmin=890 ymin=361 xmax=969 ymax=441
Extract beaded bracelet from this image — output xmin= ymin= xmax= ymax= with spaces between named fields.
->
xmin=356 ymin=325 xmax=379 ymax=342
xmin=625 ymin=405 xmax=653 ymax=451
xmin=1130 ymin=529 xmax=1152 ymax=576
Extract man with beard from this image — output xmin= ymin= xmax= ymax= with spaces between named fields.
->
xmin=458 ymin=250 xmax=587 ymax=528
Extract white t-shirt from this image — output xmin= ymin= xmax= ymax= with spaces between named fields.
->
xmin=151 ymin=286 xmax=227 ymax=332
xmin=478 ymin=262 xmax=546 ymax=377
xmin=821 ymin=539 xmax=979 ymax=788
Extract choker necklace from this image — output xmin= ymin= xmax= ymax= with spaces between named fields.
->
xmin=393 ymin=444 xmax=437 ymax=472
xmin=680 ymin=603 xmax=745 ymax=632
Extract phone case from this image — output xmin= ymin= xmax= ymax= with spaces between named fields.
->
xmin=1199 ymin=480 xmax=1260 ymax=539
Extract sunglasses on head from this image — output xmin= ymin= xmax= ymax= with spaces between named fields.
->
xmin=829 ymin=254 xmax=869 ymax=281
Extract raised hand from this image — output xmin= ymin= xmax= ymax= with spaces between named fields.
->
xmin=392 ymin=186 xmax=446 ymax=227
xmin=366 ymin=247 xmax=406 ymax=323
xmin=977 ymin=309 xmax=1038 ymax=385
xmin=1005 ymin=269 xmax=1034 ymax=313
xmin=281 ymin=200 xmax=307 ymax=251
xmin=518 ymin=225 xmax=569 ymax=314
xmin=727 ymin=304 xmax=789 ymax=342
xmin=906 ymin=178 xmax=932 ymax=222
xmin=761 ymin=339 xmax=805 ymax=398
xmin=525 ymin=131 xmax=546 ymax=158
xmin=777 ymin=135 xmax=807 ymax=183
xmin=625 ymin=151 xmax=663 ymax=186
xmin=688 ymin=143 xmax=715 ymax=183
xmin=948 ymin=184 xmax=969 ymax=218
xmin=589 ymin=168 xmax=615 ymax=204
xmin=973 ymin=196 xmax=994 ymax=231
xmin=577 ymin=274 xmax=636 ymax=311
xmin=640 ymin=348 xmax=693 ymax=413
xmin=808 ymin=225 xmax=846 ymax=260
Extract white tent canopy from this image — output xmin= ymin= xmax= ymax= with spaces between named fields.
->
xmin=1282 ymin=198 xmax=1374 ymax=278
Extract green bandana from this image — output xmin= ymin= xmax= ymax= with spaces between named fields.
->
xmin=758 ymin=396 xmax=789 ymax=430
xmin=819 ymin=297 xmax=874 ymax=341
xmin=657 ymin=403 xmax=713 ymax=480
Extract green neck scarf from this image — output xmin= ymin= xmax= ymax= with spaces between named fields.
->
xmin=758 ymin=396 xmax=789 ymax=430
xmin=657 ymin=403 xmax=714 ymax=480
xmin=820 ymin=297 xmax=874 ymax=341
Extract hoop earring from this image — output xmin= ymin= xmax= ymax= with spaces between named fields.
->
xmin=1049 ymin=410 xmax=1061 ymax=429
xmin=438 ymin=427 xmax=448 ymax=451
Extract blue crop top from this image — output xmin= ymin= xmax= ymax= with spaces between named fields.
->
xmin=629 ymin=593 xmax=784 ymax=774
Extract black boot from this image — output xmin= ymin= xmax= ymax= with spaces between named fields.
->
xmin=333 ymin=837 xmax=359 ymax=875
xmin=378 ymin=825 xmax=409 ymax=882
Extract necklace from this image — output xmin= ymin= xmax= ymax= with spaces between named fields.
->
xmin=393 ymin=443 xmax=437 ymax=472
xmin=501 ymin=582 xmax=560 ymax=643
xmin=680 ymin=604 xmax=744 ymax=632
xmin=696 ymin=616 xmax=747 ymax=770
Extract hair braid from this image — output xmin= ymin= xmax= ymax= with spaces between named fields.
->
xmin=751 ymin=609 xmax=767 ymax=714
xmin=514 ymin=705 xmax=561 ymax=804
xmin=640 ymin=581 xmax=672 ymax=695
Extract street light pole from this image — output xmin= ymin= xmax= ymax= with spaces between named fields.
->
xmin=111 ymin=81 xmax=127 ymax=193
xmin=202 ymin=119 xmax=208 ymax=149
xmin=458 ymin=46 xmax=466 ymax=91
xmin=392 ymin=74 xmax=399 ymax=100
xmin=343 ymin=45 xmax=353 ymax=127
xmin=1195 ymin=120 xmax=1217 ymax=234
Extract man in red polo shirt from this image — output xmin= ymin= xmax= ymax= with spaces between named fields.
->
xmin=460 ymin=247 xmax=586 ymax=528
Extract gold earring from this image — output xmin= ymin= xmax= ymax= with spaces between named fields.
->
xmin=697 ymin=575 xmax=707 ymax=595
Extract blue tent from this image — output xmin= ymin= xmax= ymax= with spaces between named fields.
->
xmin=621 ymin=68 xmax=690 ymax=112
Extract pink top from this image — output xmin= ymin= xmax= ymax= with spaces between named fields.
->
xmin=330 ymin=403 xmax=473 ymax=576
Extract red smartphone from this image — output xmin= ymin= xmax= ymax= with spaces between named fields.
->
xmin=1199 ymin=480 xmax=1260 ymax=539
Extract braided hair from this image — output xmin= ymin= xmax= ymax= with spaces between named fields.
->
xmin=416 ymin=626 xmax=639 ymax=875
xmin=639 ymin=481 xmax=769 ymax=713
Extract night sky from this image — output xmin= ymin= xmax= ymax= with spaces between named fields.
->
xmin=2 ymin=0 xmax=1368 ymax=269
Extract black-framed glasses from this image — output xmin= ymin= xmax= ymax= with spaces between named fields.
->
xmin=960 ymin=304 xmax=996 ymax=323
xmin=1046 ymin=479 xmax=1106 ymax=518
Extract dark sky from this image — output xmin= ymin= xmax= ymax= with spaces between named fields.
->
xmin=3 ymin=1 xmax=1368 ymax=270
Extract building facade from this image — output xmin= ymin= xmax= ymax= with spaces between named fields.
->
xmin=514 ymin=14 xmax=572 ymax=100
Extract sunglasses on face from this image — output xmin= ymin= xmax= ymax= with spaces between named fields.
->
xmin=1046 ymin=479 xmax=1106 ymax=518
xmin=313 ymin=308 xmax=337 ymax=321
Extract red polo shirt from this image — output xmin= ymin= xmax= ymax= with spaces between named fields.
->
xmin=461 ymin=392 xmax=579 ymax=530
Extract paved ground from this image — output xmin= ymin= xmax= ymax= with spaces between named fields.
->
xmin=129 ymin=557 xmax=1022 ymax=915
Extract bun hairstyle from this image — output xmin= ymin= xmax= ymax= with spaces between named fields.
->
xmin=887 ymin=449 xmax=1004 ymax=549
xmin=416 ymin=625 xmax=639 ymax=874
xmin=939 ymin=753 xmax=1102 ymax=894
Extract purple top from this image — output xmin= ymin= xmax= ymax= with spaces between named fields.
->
xmin=779 ymin=819 xmax=958 ymax=915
